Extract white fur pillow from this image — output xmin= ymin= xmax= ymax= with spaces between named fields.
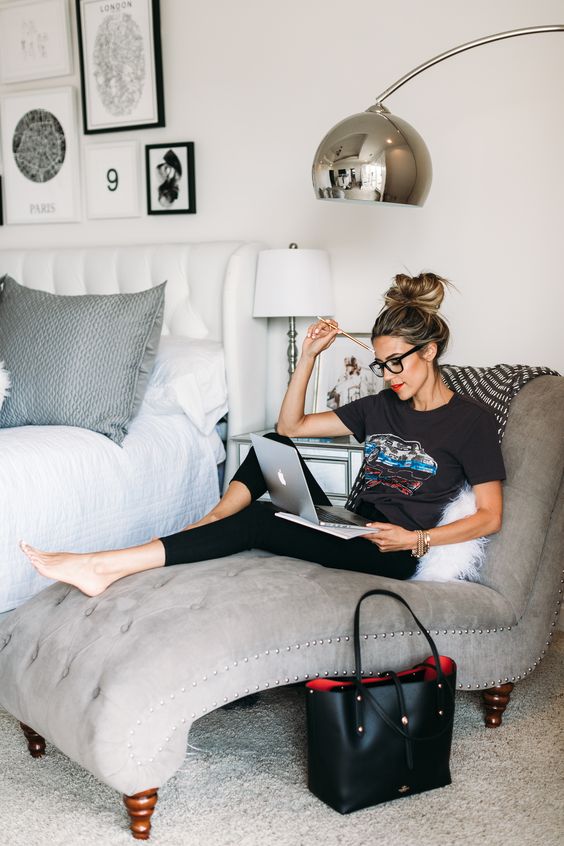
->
xmin=0 ymin=362 xmax=10 ymax=410
xmin=410 ymin=484 xmax=488 ymax=582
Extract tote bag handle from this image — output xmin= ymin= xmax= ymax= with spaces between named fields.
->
xmin=354 ymin=589 xmax=446 ymax=685
xmin=352 ymin=589 xmax=454 ymax=745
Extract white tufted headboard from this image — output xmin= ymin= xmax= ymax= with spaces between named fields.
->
xmin=0 ymin=241 xmax=268 ymax=485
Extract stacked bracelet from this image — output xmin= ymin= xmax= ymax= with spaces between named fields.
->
xmin=411 ymin=530 xmax=431 ymax=558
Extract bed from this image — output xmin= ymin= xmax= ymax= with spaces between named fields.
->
xmin=0 ymin=242 xmax=268 ymax=613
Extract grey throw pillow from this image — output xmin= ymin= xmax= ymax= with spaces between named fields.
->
xmin=0 ymin=275 xmax=166 ymax=444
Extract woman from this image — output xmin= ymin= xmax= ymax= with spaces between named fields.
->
xmin=21 ymin=272 xmax=505 ymax=596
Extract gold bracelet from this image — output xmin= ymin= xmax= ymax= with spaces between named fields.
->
xmin=411 ymin=530 xmax=431 ymax=558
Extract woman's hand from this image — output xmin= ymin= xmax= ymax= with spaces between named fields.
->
xmin=362 ymin=523 xmax=417 ymax=553
xmin=302 ymin=319 xmax=340 ymax=360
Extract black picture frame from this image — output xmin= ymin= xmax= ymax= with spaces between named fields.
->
xmin=76 ymin=0 xmax=165 ymax=134
xmin=145 ymin=142 xmax=196 ymax=215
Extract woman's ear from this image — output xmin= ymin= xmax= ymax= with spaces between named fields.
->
xmin=423 ymin=342 xmax=438 ymax=362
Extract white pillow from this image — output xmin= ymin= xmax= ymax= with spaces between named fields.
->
xmin=138 ymin=337 xmax=228 ymax=435
xmin=162 ymin=302 xmax=209 ymax=339
xmin=410 ymin=484 xmax=489 ymax=582
xmin=0 ymin=362 xmax=10 ymax=410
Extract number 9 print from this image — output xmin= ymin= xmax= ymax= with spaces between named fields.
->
xmin=106 ymin=168 xmax=119 ymax=192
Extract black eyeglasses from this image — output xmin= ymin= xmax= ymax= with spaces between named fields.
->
xmin=369 ymin=343 xmax=428 ymax=377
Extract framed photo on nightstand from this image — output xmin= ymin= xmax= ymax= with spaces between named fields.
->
xmin=314 ymin=334 xmax=380 ymax=412
xmin=84 ymin=141 xmax=141 ymax=219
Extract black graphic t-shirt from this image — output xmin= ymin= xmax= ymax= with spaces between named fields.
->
xmin=334 ymin=390 xmax=506 ymax=531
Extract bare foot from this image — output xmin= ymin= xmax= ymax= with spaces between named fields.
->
xmin=20 ymin=537 xmax=166 ymax=596
xmin=20 ymin=543 xmax=118 ymax=596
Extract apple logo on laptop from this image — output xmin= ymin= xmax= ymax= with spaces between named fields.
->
xmin=277 ymin=469 xmax=287 ymax=486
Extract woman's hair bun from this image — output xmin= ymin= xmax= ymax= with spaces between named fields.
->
xmin=383 ymin=272 xmax=449 ymax=313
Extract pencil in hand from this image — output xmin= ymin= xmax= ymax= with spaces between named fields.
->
xmin=316 ymin=317 xmax=373 ymax=352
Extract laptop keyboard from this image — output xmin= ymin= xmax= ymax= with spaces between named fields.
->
xmin=315 ymin=507 xmax=363 ymax=527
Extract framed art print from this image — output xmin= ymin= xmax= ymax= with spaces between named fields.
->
xmin=314 ymin=334 xmax=381 ymax=412
xmin=146 ymin=142 xmax=196 ymax=214
xmin=0 ymin=0 xmax=72 ymax=83
xmin=76 ymin=0 xmax=165 ymax=133
xmin=0 ymin=86 xmax=80 ymax=224
xmin=84 ymin=141 xmax=141 ymax=218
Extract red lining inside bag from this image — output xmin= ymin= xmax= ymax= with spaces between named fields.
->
xmin=306 ymin=655 xmax=456 ymax=691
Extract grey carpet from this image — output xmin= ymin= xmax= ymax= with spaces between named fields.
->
xmin=1 ymin=634 xmax=562 ymax=846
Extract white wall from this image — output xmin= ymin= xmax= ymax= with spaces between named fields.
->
xmin=1 ymin=0 xmax=563 ymax=420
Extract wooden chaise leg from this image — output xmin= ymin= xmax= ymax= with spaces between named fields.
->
xmin=20 ymin=722 xmax=46 ymax=758
xmin=123 ymin=788 xmax=159 ymax=840
xmin=483 ymin=682 xmax=514 ymax=728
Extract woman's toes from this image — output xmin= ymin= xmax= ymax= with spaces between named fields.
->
xmin=20 ymin=542 xmax=34 ymax=559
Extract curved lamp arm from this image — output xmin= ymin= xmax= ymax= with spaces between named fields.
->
xmin=313 ymin=24 xmax=564 ymax=205
xmin=375 ymin=25 xmax=564 ymax=105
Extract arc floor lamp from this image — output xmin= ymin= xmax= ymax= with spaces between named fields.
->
xmin=312 ymin=25 xmax=564 ymax=206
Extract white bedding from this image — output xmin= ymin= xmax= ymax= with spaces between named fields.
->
xmin=0 ymin=413 xmax=224 ymax=613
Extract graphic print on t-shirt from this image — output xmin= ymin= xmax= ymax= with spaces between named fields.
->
xmin=363 ymin=434 xmax=438 ymax=496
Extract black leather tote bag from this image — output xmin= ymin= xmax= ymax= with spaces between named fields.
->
xmin=306 ymin=588 xmax=457 ymax=813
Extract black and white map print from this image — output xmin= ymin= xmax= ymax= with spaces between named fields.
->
xmin=93 ymin=13 xmax=146 ymax=116
xmin=12 ymin=109 xmax=66 ymax=183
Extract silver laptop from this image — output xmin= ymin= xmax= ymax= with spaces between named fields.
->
xmin=250 ymin=434 xmax=371 ymax=528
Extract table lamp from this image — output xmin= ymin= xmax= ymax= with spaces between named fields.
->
xmin=253 ymin=243 xmax=334 ymax=379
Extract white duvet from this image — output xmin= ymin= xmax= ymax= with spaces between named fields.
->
xmin=0 ymin=412 xmax=224 ymax=613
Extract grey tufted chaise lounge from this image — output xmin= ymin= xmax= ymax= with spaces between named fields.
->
xmin=0 ymin=376 xmax=563 ymax=839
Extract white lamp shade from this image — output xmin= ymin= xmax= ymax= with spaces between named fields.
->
xmin=253 ymin=248 xmax=334 ymax=317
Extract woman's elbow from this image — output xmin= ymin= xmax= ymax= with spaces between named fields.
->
xmin=276 ymin=421 xmax=291 ymax=437
xmin=486 ymin=511 xmax=503 ymax=535
xmin=277 ymin=417 xmax=307 ymax=437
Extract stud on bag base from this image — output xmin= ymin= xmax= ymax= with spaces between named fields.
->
xmin=305 ymin=588 xmax=457 ymax=814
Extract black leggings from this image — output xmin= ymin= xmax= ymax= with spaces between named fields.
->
xmin=160 ymin=433 xmax=416 ymax=580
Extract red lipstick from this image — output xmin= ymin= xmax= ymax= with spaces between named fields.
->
xmin=391 ymin=383 xmax=404 ymax=392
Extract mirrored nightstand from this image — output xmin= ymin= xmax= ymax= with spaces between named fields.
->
xmin=230 ymin=430 xmax=364 ymax=505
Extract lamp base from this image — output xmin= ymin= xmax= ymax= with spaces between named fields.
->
xmin=287 ymin=316 xmax=298 ymax=381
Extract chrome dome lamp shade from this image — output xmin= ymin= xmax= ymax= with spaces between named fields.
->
xmin=312 ymin=25 xmax=564 ymax=206
xmin=312 ymin=103 xmax=432 ymax=206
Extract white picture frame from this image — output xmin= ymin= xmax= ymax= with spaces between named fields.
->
xmin=314 ymin=334 xmax=381 ymax=412
xmin=0 ymin=86 xmax=80 ymax=224
xmin=76 ymin=0 xmax=165 ymax=133
xmin=0 ymin=0 xmax=72 ymax=84
xmin=84 ymin=141 xmax=141 ymax=218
